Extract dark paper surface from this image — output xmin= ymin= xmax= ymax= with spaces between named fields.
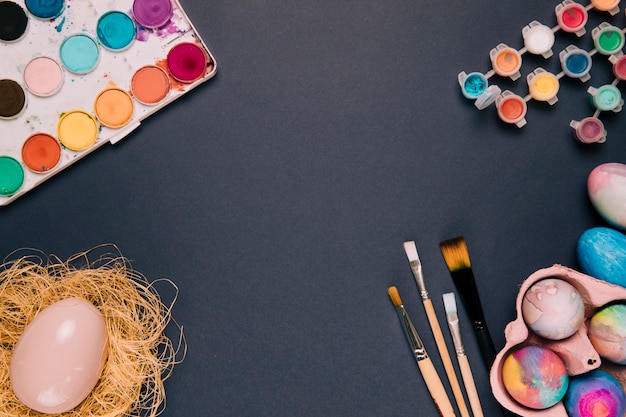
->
xmin=2 ymin=0 xmax=625 ymax=416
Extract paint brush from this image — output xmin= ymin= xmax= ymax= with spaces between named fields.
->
xmin=440 ymin=238 xmax=522 ymax=417
xmin=438 ymin=236 xmax=496 ymax=369
xmin=443 ymin=292 xmax=484 ymax=417
xmin=388 ymin=286 xmax=456 ymax=417
xmin=403 ymin=241 xmax=470 ymax=417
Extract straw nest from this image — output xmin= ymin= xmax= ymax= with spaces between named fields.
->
xmin=0 ymin=246 xmax=185 ymax=417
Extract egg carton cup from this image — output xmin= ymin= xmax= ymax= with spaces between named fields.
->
xmin=490 ymin=264 xmax=626 ymax=417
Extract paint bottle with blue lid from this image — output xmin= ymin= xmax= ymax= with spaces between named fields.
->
xmin=559 ymin=45 xmax=593 ymax=82
xmin=458 ymin=71 xmax=488 ymax=99
xmin=457 ymin=71 xmax=501 ymax=110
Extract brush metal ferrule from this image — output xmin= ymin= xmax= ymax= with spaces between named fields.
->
xmin=446 ymin=312 xmax=466 ymax=356
xmin=397 ymin=306 xmax=429 ymax=361
xmin=408 ymin=260 xmax=429 ymax=300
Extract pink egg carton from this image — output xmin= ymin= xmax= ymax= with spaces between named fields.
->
xmin=490 ymin=264 xmax=626 ymax=416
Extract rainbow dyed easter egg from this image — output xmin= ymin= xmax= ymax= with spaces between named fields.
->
xmin=588 ymin=304 xmax=626 ymax=364
xmin=564 ymin=370 xmax=626 ymax=417
xmin=588 ymin=163 xmax=626 ymax=230
xmin=522 ymin=278 xmax=585 ymax=340
xmin=577 ymin=227 xmax=626 ymax=287
xmin=502 ymin=345 xmax=569 ymax=409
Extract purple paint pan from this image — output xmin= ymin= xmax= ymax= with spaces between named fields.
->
xmin=132 ymin=0 xmax=173 ymax=28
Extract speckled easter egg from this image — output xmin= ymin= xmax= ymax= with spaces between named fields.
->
xmin=588 ymin=304 xmax=626 ymax=364
xmin=588 ymin=163 xmax=626 ymax=230
xmin=522 ymin=278 xmax=585 ymax=340
xmin=577 ymin=227 xmax=626 ymax=287
xmin=564 ymin=370 xmax=626 ymax=417
xmin=501 ymin=345 xmax=569 ymax=409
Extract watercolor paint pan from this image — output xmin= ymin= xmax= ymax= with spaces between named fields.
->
xmin=0 ymin=0 xmax=217 ymax=205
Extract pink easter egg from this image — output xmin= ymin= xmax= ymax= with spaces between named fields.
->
xmin=10 ymin=298 xmax=108 ymax=414
xmin=588 ymin=163 xmax=626 ymax=230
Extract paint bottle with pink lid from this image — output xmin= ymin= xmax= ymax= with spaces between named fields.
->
xmin=570 ymin=117 xmax=607 ymax=144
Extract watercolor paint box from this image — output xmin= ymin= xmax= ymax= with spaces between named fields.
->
xmin=0 ymin=0 xmax=216 ymax=205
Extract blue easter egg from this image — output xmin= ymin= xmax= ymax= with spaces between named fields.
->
xmin=577 ymin=227 xmax=626 ymax=287
xmin=564 ymin=370 xmax=626 ymax=417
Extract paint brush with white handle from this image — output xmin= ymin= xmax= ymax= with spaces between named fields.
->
xmin=443 ymin=292 xmax=484 ymax=417
xmin=403 ymin=241 xmax=469 ymax=417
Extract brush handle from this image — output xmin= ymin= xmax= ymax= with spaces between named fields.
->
xmin=457 ymin=355 xmax=483 ymax=417
xmin=423 ymin=299 xmax=470 ymax=417
xmin=451 ymin=269 xmax=488 ymax=327
xmin=451 ymin=271 xmax=519 ymax=417
xmin=474 ymin=327 xmax=496 ymax=370
xmin=417 ymin=356 xmax=457 ymax=417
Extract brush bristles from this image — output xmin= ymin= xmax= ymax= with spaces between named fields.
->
xmin=439 ymin=236 xmax=471 ymax=271
xmin=403 ymin=241 xmax=419 ymax=263
xmin=388 ymin=286 xmax=403 ymax=307
xmin=442 ymin=292 xmax=457 ymax=314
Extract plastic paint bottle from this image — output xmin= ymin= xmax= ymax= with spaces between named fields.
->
xmin=560 ymin=47 xmax=592 ymax=78
xmin=570 ymin=117 xmax=606 ymax=144
xmin=473 ymin=85 xmax=502 ymax=110
xmin=522 ymin=21 xmax=555 ymax=58
xmin=490 ymin=44 xmax=522 ymax=80
xmin=458 ymin=72 xmax=488 ymax=99
xmin=610 ymin=55 xmax=626 ymax=81
xmin=555 ymin=0 xmax=588 ymax=36
xmin=590 ymin=0 xmax=620 ymax=15
xmin=592 ymin=23 xmax=625 ymax=56
xmin=560 ymin=46 xmax=592 ymax=82
xmin=588 ymin=85 xmax=623 ymax=112
xmin=527 ymin=68 xmax=560 ymax=105
xmin=496 ymin=91 xmax=527 ymax=127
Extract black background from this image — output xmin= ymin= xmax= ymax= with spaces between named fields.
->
xmin=2 ymin=0 xmax=626 ymax=416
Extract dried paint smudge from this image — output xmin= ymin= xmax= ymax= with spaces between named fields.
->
xmin=134 ymin=10 xmax=186 ymax=42
xmin=55 ymin=16 xmax=66 ymax=32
